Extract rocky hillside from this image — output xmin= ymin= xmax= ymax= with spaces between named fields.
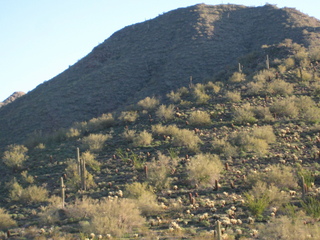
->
xmin=1 ymin=3 xmax=320 ymax=147
xmin=0 ymin=91 xmax=25 ymax=108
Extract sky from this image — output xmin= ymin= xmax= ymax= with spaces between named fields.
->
xmin=1 ymin=0 xmax=320 ymax=102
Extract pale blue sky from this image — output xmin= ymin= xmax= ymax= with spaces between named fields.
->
xmin=1 ymin=0 xmax=320 ymax=101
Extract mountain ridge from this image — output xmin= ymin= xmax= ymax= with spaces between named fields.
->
xmin=1 ymin=3 xmax=320 ymax=147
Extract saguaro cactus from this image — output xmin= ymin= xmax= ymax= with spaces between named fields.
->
xmin=76 ymin=148 xmax=86 ymax=191
xmin=61 ymin=177 xmax=65 ymax=208
xmin=216 ymin=220 xmax=222 ymax=240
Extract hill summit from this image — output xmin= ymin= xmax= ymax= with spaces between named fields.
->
xmin=1 ymin=3 xmax=320 ymax=147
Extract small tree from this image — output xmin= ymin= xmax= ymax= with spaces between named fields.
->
xmin=2 ymin=144 xmax=29 ymax=170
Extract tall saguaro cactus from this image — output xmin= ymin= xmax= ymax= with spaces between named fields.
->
xmin=61 ymin=177 xmax=65 ymax=208
xmin=76 ymin=147 xmax=86 ymax=191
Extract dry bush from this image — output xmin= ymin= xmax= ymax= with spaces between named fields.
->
xmin=270 ymin=97 xmax=299 ymax=118
xmin=311 ymin=81 xmax=320 ymax=96
xmin=253 ymin=69 xmax=275 ymax=82
xmin=205 ymin=81 xmax=221 ymax=93
xmin=247 ymin=80 xmax=265 ymax=95
xmin=87 ymin=113 xmax=115 ymax=131
xmin=146 ymin=152 xmax=178 ymax=190
xmin=251 ymin=106 xmax=274 ymax=122
xmin=125 ymin=182 xmax=161 ymax=215
xmin=137 ymin=96 xmax=159 ymax=110
xmin=122 ymin=129 xmax=136 ymax=142
xmin=0 ymin=208 xmax=17 ymax=230
xmin=233 ymin=103 xmax=257 ymax=124
xmin=156 ymin=104 xmax=175 ymax=121
xmin=118 ymin=111 xmax=139 ymax=123
xmin=151 ymin=124 xmax=180 ymax=136
xmin=2 ymin=144 xmax=29 ymax=170
xmin=192 ymin=85 xmax=210 ymax=104
xmin=266 ymin=79 xmax=294 ymax=96
xmin=258 ymin=215 xmax=320 ymax=240
xmin=65 ymin=160 xmax=96 ymax=190
xmin=132 ymin=130 xmax=153 ymax=147
xmin=186 ymin=153 xmax=223 ymax=187
xmin=251 ymin=125 xmax=276 ymax=143
xmin=247 ymin=165 xmax=298 ymax=190
xmin=167 ymin=90 xmax=181 ymax=102
xmin=229 ymin=72 xmax=246 ymax=82
xmin=245 ymin=181 xmax=290 ymax=216
xmin=9 ymin=180 xmax=48 ymax=203
xmin=172 ymin=128 xmax=202 ymax=152
xmin=81 ymin=151 xmax=100 ymax=172
xmin=301 ymin=107 xmax=320 ymax=123
xmin=225 ymin=91 xmax=241 ymax=102
xmin=212 ymin=138 xmax=238 ymax=158
xmin=65 ymin=127 xmax=81 ymax=138
xmin=284 ymin=57 xmax=295 ymax=69
xmin=39 ymin=196 xmax=63 ymax=224
xmin=188 ymin=110 xmax=212 ymax=126
xmin=82 ymin=133 xmax=112 ymax=152
xmin=68 ymin=197 xmax=145 ymax=237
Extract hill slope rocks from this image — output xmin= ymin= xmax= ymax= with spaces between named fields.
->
xmin=1 ymin=3 xmax=320 ymax=147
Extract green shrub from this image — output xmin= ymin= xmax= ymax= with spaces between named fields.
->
xmin=125 ymin=182 xmax=161 ymax=215
xmin=132 ymin=130 xmax=153 ymax=147
xmin=65 ymin=160 xmax=96 ymax=190
xmin=82 ymin=133 xmax=112 ymax=152
xmin=81 ymin=151 xmax=100 ymax=172
xmin=87 ymin=113 xmax=115 ymax=131
xmin=192 ymin=85 xmax=210 ymax=104
xmin=251 ymin=106 xmax=274 ymax=121
xmin=270 ymin=97 xmax=299 ymax=118
xmin=2 ymin=144 xmax=29 ymax=170
xmin=225 ymin=90 xmax=241 ymax=102
xmin=296 ymin=69 xmax=313 ymax=81
xmin=188 ymin=110 xmax=212 ymax=126
xmin=172 ymin=128 xmax=202 ymax=152
xmin=229 ymin=72 xmax=246 ymax=82
xmin=122 ymin=129 xmax=136 ymax=142
xmin=0 ymin=208 xmax=17 ymax=230
xmin=118 ymin=111 xmax=139 ymax=123
xmin=137 ymin=96 xmax=159 ymax=110
xmin=233 ymin=103 xmax=257 ymax=124
xmin=311 ymin=81 xmax=320 ymax=96
xmin=284 ymin=57 xmax=295 ymax=69
xmin=151 ymin=124 xmax=180 ymax=137
xmin=251 ymin=125 xmax=276 ymax=143
xmin=186 ymin=153 xmax=223 ymax=187
xmin=253 ymin=69 xmax=275 ymax=82
xmin=258 ymin=215 xmax=320 ymax=240
xmin=156 ymin=104 xmax=175 ymax=121
xmin=266 ymin=79 xmax=294 ymax=96
xmin=146 ymin=152 xmax=178 ymax=190
xmin=212 ymin=138 xmax=238 ymax=158
xmin=247 ymin=81 xmax=265 ymax=95
xmin=167 ymin=90 xmax=181 ymax=102
xmin=205 ymin=81 xmax=221 ymax=93
xmin=302 ymin=196 xmax=320 ymax=219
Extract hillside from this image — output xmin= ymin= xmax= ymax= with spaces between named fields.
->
xmin=1 ymin=3 xmax=320 ymax=147
xmin=0 ymin=91 xmax=25 ymax=108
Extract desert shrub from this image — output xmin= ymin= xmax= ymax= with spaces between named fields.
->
xmin=156 ymin=104 xmax=175 ymax=121
xmin=302 ymin=196 xmax=320 ymax=219
xmin=205 ymin=81 xmax=221 ymax=93
xmin=192 ymin=85 xmax=210 ymax=104
xmin=251 ymin=125 xmax=276 ymax=143
xmin=296 ymin=69 xmax=313 ymax=81
xmin=167 ymin=90 xmax=181 ymax=102
xmin=251 ymin=106 xmax=274 ymax=121
xmin=225 ymin=90 xmax=241 ymax=102
xmin=172 ymin=128 xmax=202 ymax=152
xmin=284 ymin=57 xmax=295 ymax=69
xmin=137 ymin=96 xmax=159 ymax=110
xmin=270 ymin=97 xmax=299 ymax=118
xmin=87 ymin=113 xmax=115 ymax=131
xmin=230 ymin=131 xmax=269 ymax=156
xmin=82 ymin=133 xmax=111 ymax=152
xmin=118 ymin=111 xmax=139 ymax=123
xmin=151 ymin=124 xmax=180 ymax=137
xmin=65 ymin=127 xmax=81 ymax=138
xmin=39 ymin=196 xmax=63 ymax=224
xmin=309 ymin=46 xmax=320 ymax=61
xmin=9 ymin=180 xmax=48 ymax=203
xmin=188 ymin=110 xmax=212 ymax=126
xmin=65 ymin=160 xmax=96 ymax=190
xmin=266 ymin=79 xmax=294 ymax=96
xmin=278 ymin=64 xmax=287 ymax=73
xmin=301 ymin=107 xmax=320 ymax=123
xmin=311 ymin=81 xmax=320 ymax=96
xmin=253 ymin=69 xmax=275 ymax=82
xmin=146 ymin=152 xmax=178 ymax=190
xmin=247 ymin=165 xmax=298 ymax=190
xmin=258 ymin=215 xmax=320 ymax=240
xmin=81 ymin=151 xmax=100 ymax=172
xmin=125 ymin=182 xmax=161 ymax=215
xmin=229 ymin=72 xmax=246 ymax=82
xmin=0 ymin=208 xmax=17 ymax=230
xmin=247 ymin=80 xmax=265 ymax=95
xmin=2 ymin=144 xmax=29 ymax=170
xmin=68 ymin=197 xmax=145 ymax=237
xmin=212 ymin=138 xmax=238 ymax=158
xmin=245 ymin=181 xmax=290 ymax=216
xmin=233 ymin=103 xmax=257 ymax=124
xmin=21 ymin=171 xmax=34 ymax=184
xmin=132 ymin=130 xmax=153 ymax=147
xmin=186 ymin=153 xmax=223 ymax=187
xmin=122 ymin=129 xmax=136 ymax=142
